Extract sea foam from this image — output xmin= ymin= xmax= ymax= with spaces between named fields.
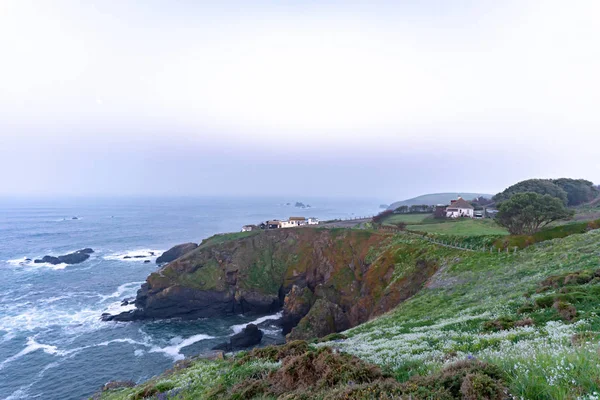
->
xmin=230 ymin=312 xmax=283 ymax=334
xmin=149 ymin=334 xmax=214 ymax=361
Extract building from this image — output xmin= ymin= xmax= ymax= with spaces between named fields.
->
xmin=445 ymin=197 xmax=474 ymax=218
xmin=307 ymin=217 xmax=319 ymax=225
xmin=280 ymin=220 xmax=296 ymax=228
xmin=266 ymin=220 xmax=282 ymax=229
xmin=289 ymin=216 xmax=307 ymax=226
xmin=241 ymin=224 xmax=257 ymax=232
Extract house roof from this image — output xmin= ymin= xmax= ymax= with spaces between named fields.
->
xmin=449 ymin=197 xmax=474 ymax=209
xmin=289 ymin=217 xmax=306 ymax=221
xmin=267 ymin=220 xmax=281 ymax=225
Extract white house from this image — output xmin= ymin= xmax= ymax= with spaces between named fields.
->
xmin=241 ymin=225 xmax=256 ymax=232
xmin=445 ymin=197 xmax=474 ymax=218
xmin=289 ymin=216 xmax=307 ymax=226
xmin=307 ymin=217 xmax=319 ymax=225
xmin=280 ymin=220 xmax=296 ymax=228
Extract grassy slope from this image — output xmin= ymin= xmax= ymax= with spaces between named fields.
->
xmin=99 ymin=230 xmax=600 ymax=400
xmin=322 ymin=230 xmax=600 ymax=399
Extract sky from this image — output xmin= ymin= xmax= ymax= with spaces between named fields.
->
xmin=0 ymin=0 xmax=599 ymax=201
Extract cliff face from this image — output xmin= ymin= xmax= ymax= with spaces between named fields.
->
xmin=109 ymin=228 xmax=442 ymax=339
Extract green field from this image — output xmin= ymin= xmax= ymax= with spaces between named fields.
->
xmin=381 ymin=213 xmax=433 ymax=225
xmin=406 ymin=218 xmax=508 ymax=236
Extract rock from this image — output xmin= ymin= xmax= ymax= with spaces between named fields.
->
xmin=57 ymin=251 xmax=90 ymax=264
xmin=24 ymin=258 xmax=31 ymax=261
xmin=104 ymin=229 xmax=440 ymax=339
xmin=33 ymin=249 xmax=93 ymax=265
xmin=149 ymin=251 xmax=155 ymax=256
xmin=144 ymin=260 xmax=151 ymax=263
xmin=156 ymin=242 xmax=198 ymax=265
xmin=101 ymin=381 xmax=135 ymax=391
xmin=72 ymin=216 xmax=79 ymax=220
xmin=121 ymin=297 xmax=134 ymax=306
xmin=34 ymin=255 xmax=59 ymax=264
xmin=123 ymin=256 xmax=132 ymax=259
xmin=281 ymin=285 xmax=314 ymax=335
xmin=133 ymin=255 xmax=146 ymax=259
xmin=212 ymin=324 xmax=263 ymax=351
xmin=287 ymin=299 xmax=350 ymax=341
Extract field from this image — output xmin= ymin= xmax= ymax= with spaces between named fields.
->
xmin=406 ymin=218 xmax=509 ymax=236
xmin=381 ymin=213 xmax=433 ymax=225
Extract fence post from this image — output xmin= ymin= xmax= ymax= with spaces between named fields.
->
xmin=514 ymin=246 xmax=517 ymax=254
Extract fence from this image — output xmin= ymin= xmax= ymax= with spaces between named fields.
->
xmin=378 ymin=226 xmax=519 ymax=255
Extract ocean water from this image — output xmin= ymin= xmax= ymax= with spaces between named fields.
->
xmin=0 ymin=196 xmax=380 ymax=400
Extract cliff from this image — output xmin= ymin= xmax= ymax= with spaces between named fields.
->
xmin=107 ymin=228 xmax=445 ymax=339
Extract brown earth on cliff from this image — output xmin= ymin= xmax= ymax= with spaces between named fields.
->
xmin=106 ymin=228 xmax=447 ymax=339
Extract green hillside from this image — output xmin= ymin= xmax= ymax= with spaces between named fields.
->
xmin=97 ymin=229 xmax=600 ymax=399
xmin=388 ymin=192 xmax=493 ymax=209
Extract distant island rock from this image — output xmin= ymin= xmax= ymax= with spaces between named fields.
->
xmin=156 ymin=242 xmax=198 ymax=265
xmin=294 ymin=202 xmax=311 ymax=208
xmin=379 ymin=204 xmax=389 ymax=209
xmin=34 ymin=248 xmax=94 ymax=265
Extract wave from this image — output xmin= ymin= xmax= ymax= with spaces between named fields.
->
xmin=99 ymin=281 xmax=144 ymax=302
xmin=149 ymin=334 xmax=214 ymax=361
xmin=6 ymin=257 xmax=69 ymax=270
xmin=0 ymin=337 xmax=65 ymax=371
xmin=230 ymin=312 xmax=283 ymax=334
xmin=104 ymin=249 xmax=164 ymax=262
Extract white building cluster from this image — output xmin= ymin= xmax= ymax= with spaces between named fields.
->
xmin=242 ymin=216 xmax=319 ymax=232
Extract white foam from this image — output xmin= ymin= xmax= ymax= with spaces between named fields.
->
xmin=134 ymin=349 xmax=145 ymax=356
xmin=149 ymin=334 xmax=214 ymax=361
xmin=0 ymin=337 xmax=65 ymax=371
xmin=5 ymin=258 xmax=69 ymax=270
xmin=230 ymin=312 xmax=283 ymax=334
xmin=104 ymin=249 xmax=164 ymax=262
xmin=99 ymin=281 xmax=144 ymax=302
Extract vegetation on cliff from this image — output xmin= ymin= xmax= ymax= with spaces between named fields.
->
xmin=97 ymin=227 xmax=600 ymax=399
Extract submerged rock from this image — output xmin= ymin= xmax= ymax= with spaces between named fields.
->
xmin=33 ymin=249 xmax=93 ymax=265
xmin=156 ymin=242 xmax=198 ymax=265
xmin=212 ymin=324 xmax=263 ymax=351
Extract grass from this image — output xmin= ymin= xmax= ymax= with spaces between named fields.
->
xmin=381 ymin=213 xmax=433 ymax=226
xmin=320 ymin=229 xmax=600 ymax=399
xmin=406 ymin=218 xmax=508 ymax=236
xmin=199 ymin=231 xmax=260 ymax=248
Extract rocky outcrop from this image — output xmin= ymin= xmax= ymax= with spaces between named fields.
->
xmin=281 ymin=285 xmax=314 ymax=335
xmin=156 ymin=243 xmax=198 ymax=265
xmin=287 ymin=299 xmax=350 ymax=340
xmin=106 ymin=229 xmax=444 ymax=339
xmin=34 ymin=248 xmax=94 ymax=265
xmin=213 ymin=324 xmax=263 ymax=351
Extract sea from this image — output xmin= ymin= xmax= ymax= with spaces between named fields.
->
xmin=0 ymin=196 xmax=381 ymax=400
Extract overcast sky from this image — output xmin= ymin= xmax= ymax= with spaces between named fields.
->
xmin=1 ymin=0 xmax=598 ymax=200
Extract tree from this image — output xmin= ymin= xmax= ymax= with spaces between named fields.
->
xmin=494 ymin=179 xmax=568 ymax=205
xmin=395 ymin=205 xmax=409 ymax=214
xmin=496 ymin=192 xmax=573 ymax=235
xmin=551 ymin=178 xmax=599 ymax=206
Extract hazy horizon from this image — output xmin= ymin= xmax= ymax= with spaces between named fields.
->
xmin=2 ymin=0 xmax=599 ymax=199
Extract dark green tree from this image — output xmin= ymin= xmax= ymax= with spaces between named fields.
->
xmin=496 ymin=192 xmax=573 ymax=235
xmin=551 ymin=178 xmax=599 ymax=206
xmin=493 ymin=179 xmax=568 ymax=205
